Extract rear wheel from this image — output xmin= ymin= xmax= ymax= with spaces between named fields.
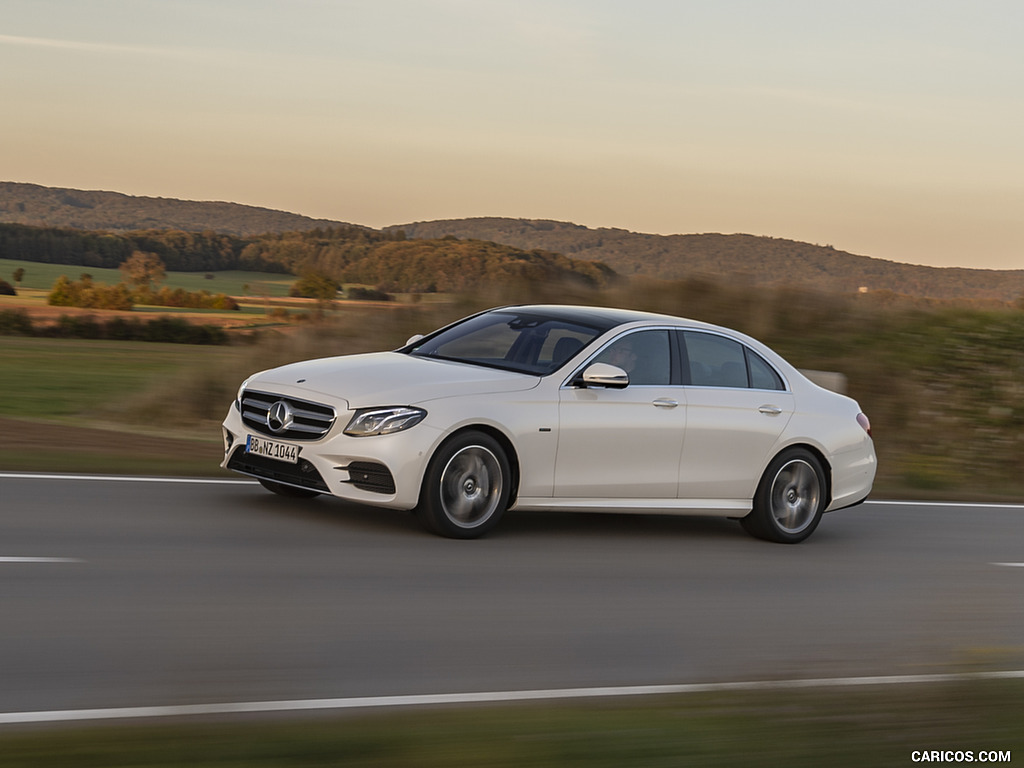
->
xmin=258 ymin=478 xmax=321 ymax=499
xmin=741 ymin=449 xmax=826 ymax=543
xmin=416 ymin=431 xmax=511 ymax=539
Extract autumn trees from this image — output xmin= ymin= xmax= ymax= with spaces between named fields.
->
xmin=48 ymin=252 xmax=239 ymax=311
xmin=48 ymin=274 xmax=134 ymax=310
xmin=3 ymin=223 xmax=617 ymax=292
xmin=119 ymin=250 xmax=166 ymax=290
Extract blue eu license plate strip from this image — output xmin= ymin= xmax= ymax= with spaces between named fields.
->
xmin=245 ymin=435 xmax=299 ymax=464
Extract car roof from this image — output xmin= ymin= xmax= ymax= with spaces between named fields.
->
xmin=496 ymin=304 xmax=704 ymax=332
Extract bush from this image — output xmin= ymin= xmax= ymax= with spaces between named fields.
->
xmin=46 ymin=276 xmax=240 ymax=312
xmin=289 ymin=273 xmax=340 ymax=300
xmin=134 ymin=286 xmax=240 ymax=310
xmin=53 ymin=315 xmax=103 ymax=339
xmin=347 ymin=286 xmax=393 ymax=302
xmin=10 ymin=312 xmax=231 ymax=344
xmin=47 ymin=275 xmax=134 ymax=310
xmin=0 ymin=309 xmax=33 ymax=335
xmin=0 ymin=279 xmax=16 ymax=296
xmin=139 ymin=316 xmax=227 ymax=344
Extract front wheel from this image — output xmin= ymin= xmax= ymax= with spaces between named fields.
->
xmin=741 ymin=449 xmax=827 ymax=543
xmin=416 ymin=431 xmax=511 ymax=539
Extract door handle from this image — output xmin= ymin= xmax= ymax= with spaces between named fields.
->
xmin=653 ymin=398 xmax=679 ymax=409
xmin=759 ymin=405 xmax=783 ymax=415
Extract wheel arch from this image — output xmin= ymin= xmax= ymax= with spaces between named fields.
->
xmin=767 ymin=441 xmax=833 ymax=508
xmin=430 ymin=424 xmax=521 ymax=508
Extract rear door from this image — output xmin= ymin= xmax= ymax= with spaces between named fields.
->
xmin=676 ymin=331 xmax=794 ymax=500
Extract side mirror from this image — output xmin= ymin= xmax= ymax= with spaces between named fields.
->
xmin=405 ymin=334 xmax=424 ymax=346
xmin=578 ymin=362 xmax=629 ymax=389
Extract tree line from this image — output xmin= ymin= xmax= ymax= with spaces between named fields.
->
xmin=0 ymin=223 xmax=617 ymax=291
xmin=0 ymin=309 xmax=228 ymax=344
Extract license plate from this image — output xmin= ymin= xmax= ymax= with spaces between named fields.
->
xmin=246 ymin=435 xmax=299 ymax=464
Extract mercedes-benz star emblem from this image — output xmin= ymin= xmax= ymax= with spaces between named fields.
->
xmin=267 ymin=401 xmax=294 ymax=434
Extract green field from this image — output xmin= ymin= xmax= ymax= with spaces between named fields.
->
xmin=0 ymin=257 xmax=295 ymax=296
xmin=0 ymin=335 xmax=246 ymax=474
xmin=0 ymin=336 xmax=245 ymax=423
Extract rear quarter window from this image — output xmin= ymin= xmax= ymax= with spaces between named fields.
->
xmin=746 ymin=349 xmax=785 ymax=391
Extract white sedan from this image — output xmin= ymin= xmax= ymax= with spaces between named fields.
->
xmin=222 ymin=305 xmax=875 ymax=543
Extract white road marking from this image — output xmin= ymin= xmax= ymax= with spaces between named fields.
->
xmin=0 ymin=476 xmax=1019 ymax=723
xmin=0 ymin=472 xmax=253 ymax=485
xmin=1 ymin=670 xmax=1023 ymax=726
xmin=1 ymin=475 xmax=1021 ymax=506
xmin=866 ymin=500 xmax=1024 ymax=510
xmin=3 ymin=474 xmax=1022 ymax=513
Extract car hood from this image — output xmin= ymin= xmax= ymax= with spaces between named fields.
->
xmin=248 ymin=352 xmax=540 ymax=409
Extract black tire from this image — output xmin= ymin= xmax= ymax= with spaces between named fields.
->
xmin=258 ymin=478 xmax=321 ymax=499
xmin=416 ymin=431 xmax=511 ymax=539
xmin=741 ymin=449 xmax=826 ymax=543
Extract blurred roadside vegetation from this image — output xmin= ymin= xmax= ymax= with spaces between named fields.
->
xmin=1 ymin=679 xmax=1020 ymax=767
xmin=2 ymin=274 xmax=1023 ymax=499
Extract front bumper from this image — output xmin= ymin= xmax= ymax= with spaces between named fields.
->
xmin=221 ymin=404 xmax=440 ymax=509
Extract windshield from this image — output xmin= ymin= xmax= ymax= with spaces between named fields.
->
xmin=405 ymin=310 xmax=605 ymax=375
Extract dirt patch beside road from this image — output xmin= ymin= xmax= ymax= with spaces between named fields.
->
xmin=0 ymin=416 xmax=226 ymax=476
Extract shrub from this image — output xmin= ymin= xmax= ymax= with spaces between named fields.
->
xmin=347 ymin=286 xmax=393 ymax=302
xmin=139 ymin=317 xmax=227 ymax=344
xmin=289 ymin=273 xmax=340 ymax=300
xmin=47 ymin=275 xmax=134 ymax=310
xmin=20 ymin=313 xmax=229 ymax=344
xmin=135 ymin=286 xmax=240 ymax=310
xmin=53 ymin=315 xmax=104 ymax=339
xmin=0 ymin=309 xmax=33 ymax=335
xmin=0 ymin=279 xmax=16 ymax=296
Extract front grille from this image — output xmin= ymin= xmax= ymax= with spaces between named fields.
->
xmin=344 ymin=462 xmax=396 ymax=494
xmin=226 ymin=447 xmax=330 ymax=492
xmin=240 ymin=390 xmax=336 ymax=441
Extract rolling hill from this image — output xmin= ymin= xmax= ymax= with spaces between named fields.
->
xmin=0 ymin=181 xmax=354 ymax=236
xmin=388 ymin=218 xmax=1024 ymax=302
xmin=3 ymin=182 xmax=1023 ymax=301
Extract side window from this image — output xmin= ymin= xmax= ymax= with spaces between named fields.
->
xmin=746 ymin=349 xmax=785 ymax=391
xmin=682 ymin=332 xmax=748 ymax=388
xmin=593 ymin=330 xmax=671 ymax=386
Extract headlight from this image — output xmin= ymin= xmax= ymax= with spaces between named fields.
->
xmin=344 ymin=406 xmax=427 ymax=437
xmin=234 ymin=378 xmax=251 ymax=410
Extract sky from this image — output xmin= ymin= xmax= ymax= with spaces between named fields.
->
xmin=2 ymin=0 xmax=1023 ymax=270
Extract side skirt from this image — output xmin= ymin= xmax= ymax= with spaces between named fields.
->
xmin=511 ymin=497 xmax=751 ymax=516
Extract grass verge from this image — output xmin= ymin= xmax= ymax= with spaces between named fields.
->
xmin=0 ymin=417 xmax=225 ymax=476
xmin=0 ymin=680 xmax=1021 ymax=767
xmin=0 ymin=336 xmax=239 ymax=475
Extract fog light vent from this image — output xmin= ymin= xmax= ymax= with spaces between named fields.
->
xmin=344 ymin=462 xmax=396 ymax=494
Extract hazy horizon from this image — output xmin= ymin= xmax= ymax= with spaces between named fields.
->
xmin=3 ymin=0 xmax=1022 ymax=271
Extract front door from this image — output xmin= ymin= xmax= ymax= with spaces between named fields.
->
xmin=554 ymin=329 xmax=685 ymax=498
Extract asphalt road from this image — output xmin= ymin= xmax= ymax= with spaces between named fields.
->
xmin=1 ymin=473 xmax=1022 ymax=718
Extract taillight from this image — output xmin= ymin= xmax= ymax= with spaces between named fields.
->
xmin=856 ymin=412 xmax=872 ymax=437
